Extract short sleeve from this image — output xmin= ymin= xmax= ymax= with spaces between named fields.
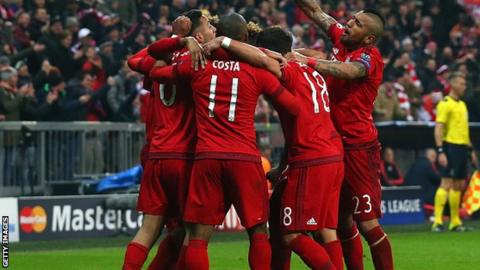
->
xmin=435 ymin=100 xmax=450 ymax=124
xmin=328 ymin=22 xmax=345 ymax=45
xmin=350 ymin=48 xmax=379 ymax=78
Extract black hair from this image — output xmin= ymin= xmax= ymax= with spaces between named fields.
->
xmin=363 ymin=8 xmax=386 ymax=27
xmin=217 ymin=13 xmax=248 ymax=41
xmin=183 ymin=9 xmax=203 ymax=36
xmin=256 ymin=26 xmax=293 ymax=55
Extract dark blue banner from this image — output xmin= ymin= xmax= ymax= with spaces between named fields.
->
xmin=379 ymin=186 xmax=425 ymax=225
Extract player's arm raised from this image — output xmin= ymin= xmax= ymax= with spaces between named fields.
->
xmin=203 ymin=36 xmax=283 ymax=78
xmin=295 ymin=0 xmax=337 ymax=33
xmin=286 ymin=51 xmax=367 ymax=80
xmin=148 ymin=36 xmax=205 ymax=69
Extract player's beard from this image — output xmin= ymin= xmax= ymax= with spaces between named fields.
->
xmin=340 ymin=35 xmax=358 ymax=47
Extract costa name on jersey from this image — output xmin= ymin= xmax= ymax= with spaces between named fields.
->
xmin=212 ymin=60 xmax=241 ymax=71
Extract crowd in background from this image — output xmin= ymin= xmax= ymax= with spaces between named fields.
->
xmin=0 ymin=0 xmax=479 ymax=123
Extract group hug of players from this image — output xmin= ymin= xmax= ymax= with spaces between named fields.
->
xmin=122 ymin=1 xmax=394 ymax=270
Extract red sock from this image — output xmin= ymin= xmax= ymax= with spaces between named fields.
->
xmin=147 ymin=234 xmax=179 ymax=270
xmin=322 ymin=240 xmax=344 ymax=270
xmin=248 ymin=233 xmax=271 ymax=270
xmin=288 ymin=235 xmax=335 ymax=270
xmin=363 ymin=226 xmax=394 ymax=270
xmin=270 ymin=233 xmax=291 ymax=270
xmin=184 ymin=239 xmax=208 ymax=270
xmin=123 ymin=242 xmax=149 ymax=270
xmin=174 ymin=245 xmax=187 ymax=270
xmin=339 ymin=226 xmax=364 ymax=270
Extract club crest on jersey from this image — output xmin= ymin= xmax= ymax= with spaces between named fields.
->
xmin=360 ymin=53 xmax=371 ymax=68
xmin=361 ymin=53 xmax=371 ymax=63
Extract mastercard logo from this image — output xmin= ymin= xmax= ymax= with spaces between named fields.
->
xmin=20 ymin=206 xmax=47 ymax=233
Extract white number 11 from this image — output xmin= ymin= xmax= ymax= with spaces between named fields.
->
xmin=208 ymin=75 xmax=239 ymax=122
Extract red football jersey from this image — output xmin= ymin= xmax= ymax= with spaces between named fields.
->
xmin=147 ymin=46 xmax=196 ymax=159
xmin=278 ymin=61 xmax=343 ymax=166
xmin=327 ymin=23 xmax=384 ymax=145
xmin=152 ymin=55 xmax=298 ymax=162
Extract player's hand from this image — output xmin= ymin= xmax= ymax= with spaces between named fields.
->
xmin=41 ymin=59 xmax=52 ymax=74
xmin=266 ymin=166 xmax=286 ymax=186
xmin=107 ymin=76 xmax=116 ymax=86
xmin=202 ymin=36 xmax=222 ymax=57
xmin=184 ymin=37 xmax=206 ymax=70
xmin=79 ymin=94 xmax=91 ymax=104
xmin=285 ymin=51 xmax=308 ymax=65
xmin=172 ymin=16 xmax=192 ymax=37
xmin=438 ymin=152 xmax=448 ymax=167
xmin=33 ymin=42 xmax=46 ymax=52
xmin=46 ymin=90 xmax=59 ymax=104
xmin=471 ymin=150 xmax=478 ymax=169
xmin=264 ymin=49 xmax=287 ymax=67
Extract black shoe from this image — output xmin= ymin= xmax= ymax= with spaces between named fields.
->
xmin=431 ymin=224 xmax=445 ymax=232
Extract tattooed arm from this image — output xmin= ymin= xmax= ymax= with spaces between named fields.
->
xmin=295 ymin=0 xmax=337 ymax=33
xmin=286 ymin=51 xmax=367 ymax=80
xmin=311 ymin=59 xmax=367 ymax=79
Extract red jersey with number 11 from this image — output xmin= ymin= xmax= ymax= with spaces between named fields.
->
xmin=170 ymin=57 xmax=297 ymax=162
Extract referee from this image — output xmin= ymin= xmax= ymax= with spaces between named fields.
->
xmin=432 ymin=72 xmax=478 ymax=232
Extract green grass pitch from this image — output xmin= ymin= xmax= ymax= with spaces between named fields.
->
xmin=9 ymin=222 xmax=480 ymax=269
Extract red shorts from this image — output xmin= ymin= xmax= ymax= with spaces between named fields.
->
xmin=140 ymin=143 xmax=150 ymax=168
xmin=183 ymin=159 xmax=269 ymax=228
xmin=340 ymin=141 xmax=382 ymax=222
xmin=137 ymin=159 xmax=193 ymax=217
xmin=278 ymin=162 xmax=344 ymax=231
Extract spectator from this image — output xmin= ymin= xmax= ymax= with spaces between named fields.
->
xmin=374 ymin=78 xmax=406 ymax=122
xmin=106 ymin=60 xmax=139 ymax=121
xmin=47 ymin=31 xmax=82 ymax=81
xmin=0 ymin=67 xmax=27 ymax=184
xmin=29 ymin=7 xmax=50 ymax=41
xmin=13 ymin=11 xmax=32 ymax=49
xmin=404 ymin=149 xmax=441 ymax=206
xmin=418 ymin=57 xmax=438 ymax=94
xmin=58 ymin=72 xmax=108 ymax=121
xmin=380 ymin=147 xmax=404 ymax=186
xmin=0 ymin=67 xmax=25 ymax=121
xmin=112 ymin=0 xmax=138 ymax=27
xmin=291 ymin=24 xmax=306 ymax=49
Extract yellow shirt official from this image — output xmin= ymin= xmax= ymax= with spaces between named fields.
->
xmin=436 ymin=96 xmax=470 ymax=145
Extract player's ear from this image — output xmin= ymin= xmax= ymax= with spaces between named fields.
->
xmin=243 ymin=32 xmax=249 ymax=43
xmin=364 ymin=34 xmax=376 ymax=46
xmin=194 ymin=33 xmax=204 ymax=44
